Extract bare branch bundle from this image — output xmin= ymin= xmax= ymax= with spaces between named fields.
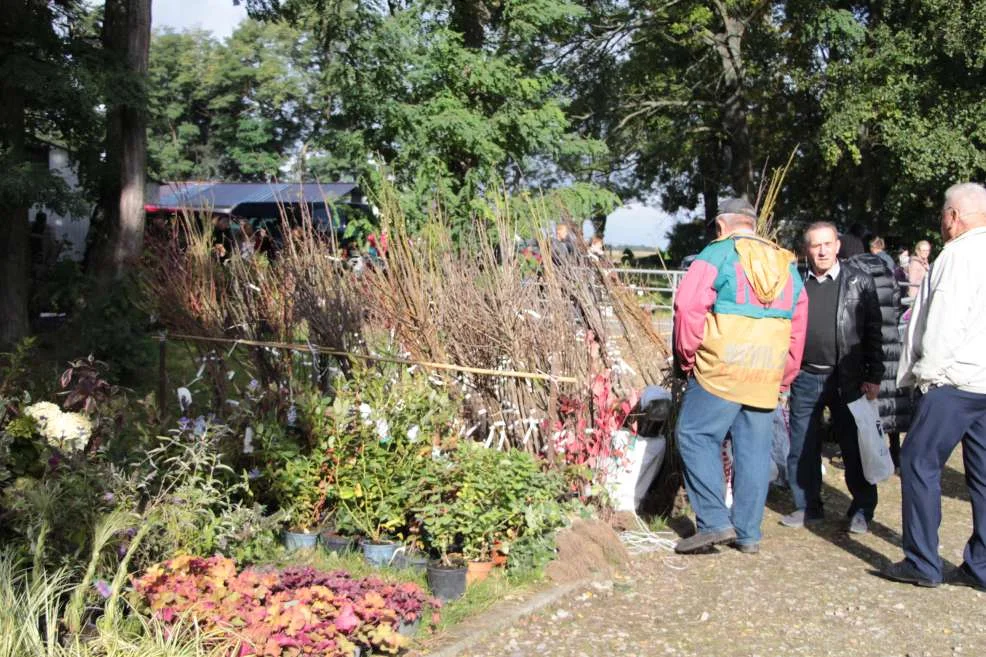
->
xmin=361 ymin=183 xmax=670 ymax=453
xmin=755 ymin=146 xmax=798 ymax=241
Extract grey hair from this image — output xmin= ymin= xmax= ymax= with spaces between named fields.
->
xmin=718 ymin=213 xmax=756 ymax=230
xmin=803 ymin=221 xmax=839 ymax=244
xmin=944 ymin=182 xmax=986 ymax=213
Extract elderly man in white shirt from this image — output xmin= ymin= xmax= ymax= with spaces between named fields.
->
xmin=882 ymin=182 xmax=986 ymax=589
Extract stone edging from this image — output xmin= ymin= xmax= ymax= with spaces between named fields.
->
xmin=417 ymin=577 xmax=600 ymax=657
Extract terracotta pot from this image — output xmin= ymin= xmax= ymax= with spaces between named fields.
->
xmin=491 ymin=543 xmax=508 ymax=568
xmin=466 ymin=559 xmax=494 ymax=585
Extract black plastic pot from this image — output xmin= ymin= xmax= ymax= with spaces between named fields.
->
xmin=426 ymin=562 xmax=467 ymax=602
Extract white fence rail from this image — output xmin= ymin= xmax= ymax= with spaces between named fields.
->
xmin=613 ymin=268 xmax=687 ymax=314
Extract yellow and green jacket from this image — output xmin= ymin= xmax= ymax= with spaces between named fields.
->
xmin=673 ymin=231 xmax=809 ymax=409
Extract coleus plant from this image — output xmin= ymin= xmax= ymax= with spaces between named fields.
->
xmin=132 ymin=556 xmax=440 ymax=657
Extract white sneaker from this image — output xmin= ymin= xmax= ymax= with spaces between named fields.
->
xmin=848 ymin=510 xmax=868 ymax=534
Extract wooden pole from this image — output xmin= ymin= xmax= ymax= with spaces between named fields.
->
xmin=156 ymin=333 xmax=167 ymax=411
xmin=164 ymin=332 xmax=579 ymax=385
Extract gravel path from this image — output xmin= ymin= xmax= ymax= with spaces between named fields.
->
xmin=449 ymin=450 xmax=986 ymax=657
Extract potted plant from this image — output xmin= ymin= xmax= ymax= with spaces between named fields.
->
xmin=414 ymin=456 xmax=468 ymax=601
xmin=460 ymin=509 xmax=501 ymax=584
xmin=335 ymin=438 xmax=415 ymax=566
xmin=265 ymin=451 xmax=327 ymax=551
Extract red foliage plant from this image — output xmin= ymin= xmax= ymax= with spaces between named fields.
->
xmin=132 ymin=556 xmax=440 ymax=657
xmin=550 ymin=369 xmax=639 ymax=481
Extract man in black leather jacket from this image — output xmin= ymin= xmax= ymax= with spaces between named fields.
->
xmin=781 ymin=222 xmax=884 ymax=534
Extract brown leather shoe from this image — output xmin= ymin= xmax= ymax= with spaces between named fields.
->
xmin=674 ymin=528 xmax=737 ymax=554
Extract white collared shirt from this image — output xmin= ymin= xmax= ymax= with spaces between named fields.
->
xmin=899 ymin=226 xmax=986 ymax=393
xmin=808 ymin=259 xmax=841 ymax=282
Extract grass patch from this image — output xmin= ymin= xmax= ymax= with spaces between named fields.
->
xmin=643 ymin=514 xmax=669 ymax=532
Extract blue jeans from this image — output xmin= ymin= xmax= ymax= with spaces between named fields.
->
xmin=902 ymin=386 xmax=986 ymax=583
xmin=787 ymin=370 xmax=876 ymax=520
xmin=676 ymin=377 xmax=774 ymax=545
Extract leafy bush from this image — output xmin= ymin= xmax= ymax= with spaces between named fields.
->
xmin=116 ymin=425 xmax=283 ymax=570
xmin=415 ymin=441 xmax=569 ymax=563
xmin=254 ymin=367 xmax=457 ymax=542
xmin=133 ymin=556 xmax=440 ymax=657
xmin=70 ymin=280 xmax=155 ymax=386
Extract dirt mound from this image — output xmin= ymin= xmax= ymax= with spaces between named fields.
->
xmin=545 ymin=517 xmax=629 ymax=584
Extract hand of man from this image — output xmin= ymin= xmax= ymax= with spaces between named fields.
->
xmin=861 ymin=382 xmax=880 ymax=400
xmin=778 ymin=389 xmax=790 ymax=409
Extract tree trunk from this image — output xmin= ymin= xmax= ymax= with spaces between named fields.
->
xmin=0 ymin=0 xmax=31 ymax=347
xmin=451 ymin=0 xmax=486 ymax=49
xmin=711 ymin=1 xmax=753 ymax=200
xmin=699 ymin=138 xmax=721 ymax=241
xmin=92 ymin=0 xmax=151 ymax=280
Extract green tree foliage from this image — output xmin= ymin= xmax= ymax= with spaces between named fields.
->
xmin=809 ymin=1 xmax=986 ymax=241
xmin=147 ymin=22 xmax=324 ymax=181
xmin=663 ymin=219 xmax=709 ymax=268
xmin=0 ymin=0 xmax=102 ymax=347
xmin=150 ymin=1 xmax=615 ymax=223
xmin=566 ymin=0 xmax=986 ymax=246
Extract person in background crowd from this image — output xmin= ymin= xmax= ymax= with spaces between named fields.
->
xmin=908 ymin=240 xmax=932 ymax=295
xmin=837 ymin=227 xmax=865 ymax=259
xmin=844 ymin=230 xmax=911 ymax=470
xmin=894 ymin=250 xmax=910 ymax=285
xmin=672 ymin=198 xmax=808 ymax=555
xmin=781 ymin=222 xmax=883 ymax=534
xmin=212 ymin=215 xmax=235 ymax=262
xmin=869 ymin=236 xmax=896 ymax=273
xmin=551 ymin=221 xmax=578 ymax=263
xmin=236 ymin=218 xmax=256 ymax=259
xmin=588 ymin=234 xmax=606 ymax=260
xmin=883 ymin=182 xmax=986 ymax=589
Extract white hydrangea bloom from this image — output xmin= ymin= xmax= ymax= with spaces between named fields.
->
xmin=44 ymin=412 xmax=92 ymax=451
xmin=24 ymin=402 xmax=62 ymax=428
xmin=23 ymin=402 xmax=92 ymax=452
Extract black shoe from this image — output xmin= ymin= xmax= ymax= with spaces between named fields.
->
xmin=674 ymin=528 xmax=737 ymax=554
xmin=879 ymin=560 xmax=939 ymax=588
xmin=946 ymin=564 xmax=986 ymax=592
xmin=732 ymin=542 xmax=759 ymax=554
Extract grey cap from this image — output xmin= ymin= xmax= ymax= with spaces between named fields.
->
xmin=717 ymin=198 xmax=757 ymax=219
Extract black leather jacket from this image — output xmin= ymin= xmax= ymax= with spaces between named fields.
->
xmin=806 ymin=259 xmax=885 ymax=398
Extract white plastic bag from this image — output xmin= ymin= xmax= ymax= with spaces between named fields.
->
xmin=606 ymin=430 xmax=668 ymax=512
xmin=848 ymin=396 xmax=894 ymax=484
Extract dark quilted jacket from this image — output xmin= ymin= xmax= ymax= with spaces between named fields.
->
xmin=850 ymin=253 xmax=911 ymax=433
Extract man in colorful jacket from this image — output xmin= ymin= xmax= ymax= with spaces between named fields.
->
xmin=673 ymin=199 xmax=809 ymax=554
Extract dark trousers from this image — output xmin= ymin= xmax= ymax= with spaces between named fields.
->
xmin=901 ymin=385 xmax=986 ymax=583
xmin=787 ymin=369 xmax=878 ymax=520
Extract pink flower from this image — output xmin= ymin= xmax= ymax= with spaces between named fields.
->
xmin=335 ymin=605 xmax=359 ymax=633
xmin=94 ymin=579 xmax=112 ymax=599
